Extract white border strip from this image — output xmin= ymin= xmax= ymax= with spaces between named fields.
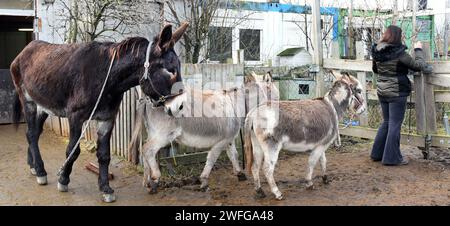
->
xmin=0 ymin=9 xmax=34 ymax=17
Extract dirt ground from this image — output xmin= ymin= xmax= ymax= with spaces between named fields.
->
xmin=0 ymin=124 xmax=449 ymax=206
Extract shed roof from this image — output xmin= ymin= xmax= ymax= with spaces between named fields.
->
xmin=277 ymin=47 xmax=307 ymax=57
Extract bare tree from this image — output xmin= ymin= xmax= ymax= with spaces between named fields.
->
xmin=350 ymin=0 xmax=431 ymax=58
xmin=54 ymin=0 xmax=160 ymax=43
xmin=165 ymin=0 xmax=220 ymax=63
xmin=165 ymin=0 xmax=252 ymax=63
xmin=293 ymin=4 xmax=311 ymax=52
xmin=433 ymin=23 xmax=450 ymax=60
xmin=353 ymin=0 xmax=386 ymax=58
xmin=293 ymin=11 xmax=337 ymax=57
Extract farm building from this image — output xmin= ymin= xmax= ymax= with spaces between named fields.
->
xmin=1 ymin=0 xmax=448 ymax=63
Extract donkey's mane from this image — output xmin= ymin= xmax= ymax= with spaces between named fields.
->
xmin=329 ymin=80 xmax=350 ymax=96
xmin=112 ymin=37 xmax=149 ymax=58
xmin=326 ymin=79 xmax=352 ymax=117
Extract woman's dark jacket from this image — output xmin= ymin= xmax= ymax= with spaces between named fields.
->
xmin=371 ymin=42 xmax=431 ymax=97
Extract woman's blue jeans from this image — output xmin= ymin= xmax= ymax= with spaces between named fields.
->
xmin=370 ymin=95 xmax=408 ymax=165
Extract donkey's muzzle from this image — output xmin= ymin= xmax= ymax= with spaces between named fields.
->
xmin=167 ymin=108 xmax=173 ymax=117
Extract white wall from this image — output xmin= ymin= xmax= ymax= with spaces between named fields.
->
xmin=211 ymin=7 xmax=334 ymax=66
xmin=36 ymin=0 xmax=61 ymax=43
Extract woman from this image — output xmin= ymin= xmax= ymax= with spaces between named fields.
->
xmin=370 ymin=25 xmax=431 ymax=166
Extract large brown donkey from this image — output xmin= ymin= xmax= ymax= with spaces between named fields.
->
xmin=10 ymin=23 xmax=189 ymax=202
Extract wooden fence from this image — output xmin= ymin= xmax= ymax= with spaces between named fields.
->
xmin=323 ymin=57 xmax=450 ymax=155
xmin=43 ymin=57 xmax=450 ymax=162
xmin=44 ymin=64 xmax=244 ymax=163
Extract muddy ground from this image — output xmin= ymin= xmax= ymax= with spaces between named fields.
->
xmin=0 ymin=124 xmax=449 ymax=206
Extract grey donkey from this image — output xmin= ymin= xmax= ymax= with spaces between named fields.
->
xmin=130 ymin=72 xmax=279 ymax=193
xmin=244 ymin=72 xmax=366 ymax=200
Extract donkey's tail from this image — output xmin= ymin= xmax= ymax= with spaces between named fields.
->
xmin=128 ymin=99 xmax=146 ymax=160
xmin=10 ymin=60 xmax=22 ymax=130
xmin=12 ymin=91 xmax=22 ymax=130
xmin=244 ymin=109 xmax=255 ymax=175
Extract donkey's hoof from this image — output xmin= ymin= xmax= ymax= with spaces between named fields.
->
xmin=237 ymin=172 xmax=247 ymax=181
xmin=322 ymin=175 xmax=330 ymax=184
xmin=275 ymin=194 xmax=284 ymax=201
xmin=254 ymin=188 xmax=266 ymax=199
xmin=306 ymin=184 xmax=315 ymax=190
xmin=102 ymin=193 xmax=116 ymax=203
xmin=147 ymin=180 xmax=159 ymax=194
xmin=143 ymin=179 xmax=152 ymax=188
xmin=147 ymin=187 xmax=158 ymax=194
xmin=36 ymin=176 xmax=47 ymax=185
xmin=57 ymin=182 xmax=68 ymax=192
xmin=199 ymin=185 xmax=209 ymax=192
xmin=30 ymin=168 xmax=37 ymax=176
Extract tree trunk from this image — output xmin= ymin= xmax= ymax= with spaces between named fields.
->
xmin=192 ymin=43 xmax=201 ymax=64
xmin=184 ymin=36 xmax=192 ymax=63
xmin=305 ymin=13 xmax=309 ymax=51
xmin=68 ymin=0 xmax=79 ymax=43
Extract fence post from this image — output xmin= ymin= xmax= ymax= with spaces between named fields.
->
xmin=52 ymin=116 xmax=61 ymax=136
xmin=357 ymin=72 xmax=368 ymax=126
xmin=312 ymin=0 xmax=325 ymax=97
xmin=414 ymin=73 xmax=426 ymax=134
xmin=414 ymin=42 xmax=437 ymax=134
xmin=423 ymin=43 xmax=437 ymax=134
xmin=130 ymin=88 xmax=138 ymax=164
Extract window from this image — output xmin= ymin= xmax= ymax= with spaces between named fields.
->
xmin=418 ymin=0 xmax=427 ymax=10
xmin=298 ymin=84 xmax=310 ymax=95
xmin=239 ymin=29 xmax=261 ymax=61
xmin=0 ymin=0 xmax=33 ymax=10
xmin=208 ymin=26 xmax=232 ymax=63
xmin=407 ymin=0 xmax=427 ymax=10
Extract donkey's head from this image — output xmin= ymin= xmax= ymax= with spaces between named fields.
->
xmin=139 ymin=22 xmax=189 ymax=106
xmin=244 ymin=71 xmax=279 ymax=108
xmin=329 ymin=70 xmax=366 ymax=115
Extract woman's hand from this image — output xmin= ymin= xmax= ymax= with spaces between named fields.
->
xmin=414 ymin=41 xmax=423 ymax=49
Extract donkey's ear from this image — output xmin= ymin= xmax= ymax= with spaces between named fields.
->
xmin=264 ymin=71 xmax=273 ymax=83
xmin=159 ymin=24 xmax=173 ymax=50
xmin=341 ymin=72 xmax=352 ymax=83
xmin=251 ymin=71 xmax=258 ymax=79
xmin=172 ymin=22 xmax=189 ymax=43
xmin=330 ymin=70 xmax=343 ymax=81
xmin=244 ymin=72 xmax=256 ymax=83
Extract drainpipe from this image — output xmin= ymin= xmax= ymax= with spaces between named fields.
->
xmin=34 ymin=0 xmax=39 ymax=40
xmin=348 ymin=0 xmax=354 ymax=59
xmin=412 ymin=0 xmax=417 ymax=46
xmin=392 ymin=0 xmax=398 ymax=25
xmin=444 ymin=111 xmax=450 ymax=135
xmin=444 ymin=0 xmax=449 ymax=60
